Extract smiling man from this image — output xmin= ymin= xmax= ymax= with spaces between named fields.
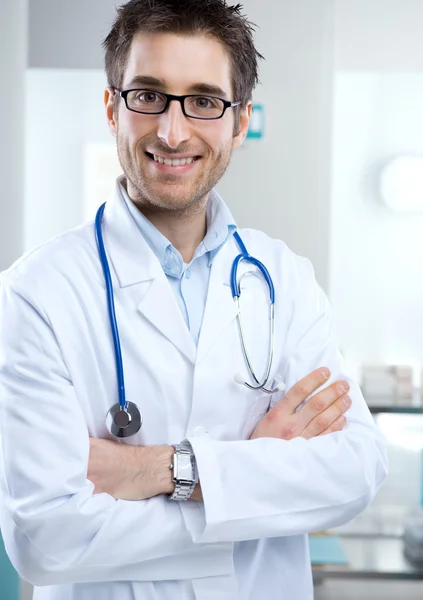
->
xmin=110 ymin=34 xmax=240 ymax=210
xmin=0 ymin=2 xmax=387 ymax=600
xmin=105 ymin=28 xmax=250 ymax=262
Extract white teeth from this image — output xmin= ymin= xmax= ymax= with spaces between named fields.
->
xmin=153 ymin=154 xmax=196 ymax=166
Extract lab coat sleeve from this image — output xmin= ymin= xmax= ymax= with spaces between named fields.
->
xmin=186 ymin=255 xmax=388 ymax=544
xmin=0 ymin=277 xmax=232 ymax=586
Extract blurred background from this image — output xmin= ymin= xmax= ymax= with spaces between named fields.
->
xmin=1 ymin=0 xmax=423 ymax=599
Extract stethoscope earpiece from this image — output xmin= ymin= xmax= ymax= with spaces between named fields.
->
xmin=234 ymin=373 xmax=245 ymax=385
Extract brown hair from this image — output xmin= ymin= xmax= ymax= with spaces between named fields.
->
xmin=103 ymin=0 xmax=263 ymax=109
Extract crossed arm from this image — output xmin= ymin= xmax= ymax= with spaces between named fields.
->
xmin=88 ymin=367 xmax=352 ymax=502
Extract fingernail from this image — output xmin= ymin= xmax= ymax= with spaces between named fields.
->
xmin=320 ymin=367 xmax=330 ymax=378
xmin=339 ymin=381 xmax=350 ymax=393
xmin=343 ymin=395 xmax=352 ymax=407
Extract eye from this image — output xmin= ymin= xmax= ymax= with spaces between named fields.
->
xmin=137 ymin=91 xmax=159 ymax=103
xmin=194 ymin=96 xmax=214 ymax=108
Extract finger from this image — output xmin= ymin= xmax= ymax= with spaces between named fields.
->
xmin=279 ymin=367 xmax=332 ymax=415
xmin=301 ymin=395 xmax=351 ymax=439
xmin=299 ymin=379 xmax=350 ymax=425
xmin=319 ymin=414 xmax=347 ymax=437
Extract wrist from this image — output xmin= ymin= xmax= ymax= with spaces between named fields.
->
xmin=129 ymin=444 xmax=174 ymax=499
xmin=150 ymin=444 xmax=175 ymax=496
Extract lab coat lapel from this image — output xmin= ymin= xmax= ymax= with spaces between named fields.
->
xmin=136 ymin=275 xmax=196 ymax=364
xmin=197 ymin=239 xmax=239 ymax=363
xmin=102 ymin=180 xmax=196 ymax=364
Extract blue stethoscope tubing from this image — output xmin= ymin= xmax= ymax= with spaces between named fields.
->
xmin=231 ymin=231 xmax=279 ymax=394
xmin=95 ymin=203 xmax=281 ymax=437
xmin=95 ymin=202 xmax=127 ymax=412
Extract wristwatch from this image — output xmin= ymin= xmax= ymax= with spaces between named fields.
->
xmin=168 ymin=439 xmax=198 ymax=501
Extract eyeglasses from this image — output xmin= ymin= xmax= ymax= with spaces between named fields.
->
xmin=115 ymin=88 xmax=241 ymax=120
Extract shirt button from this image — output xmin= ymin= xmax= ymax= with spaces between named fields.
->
xmin=185 ymin=268 xmax=191 ymax=279
xmin=193 ymin=426 xmax=207 ymax=437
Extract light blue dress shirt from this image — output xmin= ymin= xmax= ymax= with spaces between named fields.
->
xmin=119 ymin=182 xmax=236 ymax=346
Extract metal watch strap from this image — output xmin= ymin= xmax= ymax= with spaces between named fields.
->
xmin=168 ymin=440 xmax=197 ymax=501
xmin=170 ymin=476 xmax=196 ymax=501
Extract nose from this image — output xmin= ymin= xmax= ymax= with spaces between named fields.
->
xmin=156 ymin=99 xmax=191 ymax=149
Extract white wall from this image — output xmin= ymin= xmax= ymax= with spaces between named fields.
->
xmin=335 ymin=0 xmax=423 ymax=71
xmin=0 ymin=0 xmax=27 ymax=271
xmin=330 ymin=72 xmax=423 ymax=370
xmin=25 ymin=0 xmax=335 ymax=290
xmin=24 ymin=69 xmax=111 ymax=249
xmin=29 ymin=0 xmax=116 ymax=68
xmin=330 ymin=0 xmax=423 ymax=374
xmin=217 ymin=0 xmax=334 ymax=290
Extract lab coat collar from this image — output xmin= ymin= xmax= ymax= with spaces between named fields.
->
xmin=102 ymin=177 xmax=160 ymax=287
xmin=103 ymin=178 xmax=197 ymax=362
xmin=101 ymin=177 xmax=239 ymax=364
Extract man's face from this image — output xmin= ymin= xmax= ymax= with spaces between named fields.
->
xmin=105 ymin=32 xmax=251 ymax=211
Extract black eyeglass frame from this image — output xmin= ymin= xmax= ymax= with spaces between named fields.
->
xmin=114 ymin=88 xmax=242 ymax=120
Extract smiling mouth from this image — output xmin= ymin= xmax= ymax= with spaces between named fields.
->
xmin=145 ymin=152 xmax=201 ymax=167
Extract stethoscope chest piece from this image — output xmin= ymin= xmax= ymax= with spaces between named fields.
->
xmin=106 ymin=402 xmax=143 ymax=438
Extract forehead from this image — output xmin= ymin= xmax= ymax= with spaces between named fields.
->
xmin=123 ymin=32 xmax=232 ymax=95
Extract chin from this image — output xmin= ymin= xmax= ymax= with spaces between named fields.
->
xmin=150 ymin=196 xmax=201 ymax=212
xmin=145 ymin=185 xmax=205 ymax=211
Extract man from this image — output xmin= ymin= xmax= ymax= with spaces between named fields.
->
xmin=0 ymin=1 xmax=387 ymax=599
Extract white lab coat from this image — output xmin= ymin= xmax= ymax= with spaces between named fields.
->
xmin=0 ymin=182 xmax=388 ymax=600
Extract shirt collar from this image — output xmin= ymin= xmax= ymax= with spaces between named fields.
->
xmin=117 ymin=176 xmax=236 ymax=276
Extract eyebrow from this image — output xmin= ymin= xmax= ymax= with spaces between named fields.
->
xmin=124 ymin=75 xmax=229 ymax=99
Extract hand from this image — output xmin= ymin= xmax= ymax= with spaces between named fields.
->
xmin=250 ymin=367 xmax=351 ymax=441
xmin=88 ymin=438 xmax=174 ymax=500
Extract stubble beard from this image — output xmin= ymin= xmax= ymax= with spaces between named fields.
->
xmin=116 ymin=133 xmax=233 ymax=215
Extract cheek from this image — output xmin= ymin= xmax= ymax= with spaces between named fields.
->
xmin=118 ymin=111 xmax=152 ymax=143
xmin=200 ymin=125 xmax=233 ymax=159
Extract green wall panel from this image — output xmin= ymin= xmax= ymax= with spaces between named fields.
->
xmin=0 ymin=532 xmax=18 ymax=600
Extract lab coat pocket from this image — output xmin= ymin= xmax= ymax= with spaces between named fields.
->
xmin=242 ymin=393 xmax=272 ymax=439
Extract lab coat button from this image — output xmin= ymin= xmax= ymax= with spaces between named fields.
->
xmin=193 ymin=426 xmax=207 ymax=437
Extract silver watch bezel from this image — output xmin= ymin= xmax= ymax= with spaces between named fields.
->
xmin=173 ymin=450 xmax=195 ymax=483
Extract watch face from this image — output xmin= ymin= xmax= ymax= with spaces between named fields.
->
xmin=175 ymin=453 xmax=193 ymax=482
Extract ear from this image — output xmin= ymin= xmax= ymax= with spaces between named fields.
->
xmin=232 ymin=101 xmax=253 ymax=149
xmin=105 ymin=87 xmax=118 ymax=137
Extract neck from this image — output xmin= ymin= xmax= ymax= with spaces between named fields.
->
xmin=141 ymin=204 xmax=207 ymax=264
xmin=126 ymin=184 xmax=208 ymax=264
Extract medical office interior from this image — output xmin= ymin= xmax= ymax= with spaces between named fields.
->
xmin=1 ymin=0 xmax=423 ymax=598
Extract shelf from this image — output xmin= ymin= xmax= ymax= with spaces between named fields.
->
xmin=366 ymin=391 xmax=423 ymax=415
xmin=369 ymin=405 xmax=423 ymax=415
xmin=312 ymin=536 xmax=423 ymax=581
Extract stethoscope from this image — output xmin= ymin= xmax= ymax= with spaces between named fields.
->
xmin=95 ymin=203 xmax=285 ymax=439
